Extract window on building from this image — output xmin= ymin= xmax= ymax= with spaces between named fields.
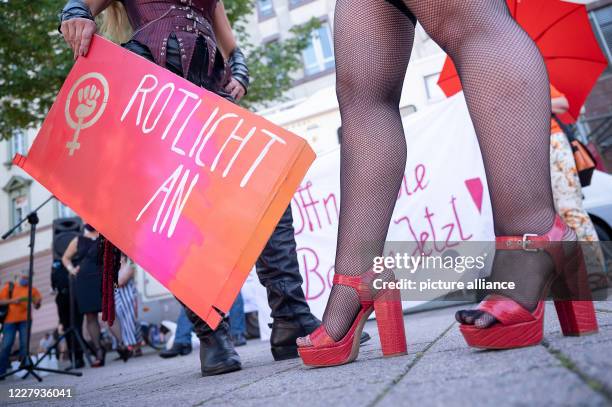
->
xmin=262 ymin=36 xmax=280 ymax=59
xmin=289 ymin=0 xmax=307 ymax=8
xmin=56 ymin=201 xmax=76 ymax=219
xmin=302 ymin=23 xmax=335 ymax=77
xmin=11 ymin=194 xmax=29 ymax=233
xmin=3 ymin=176 xmax=32 ymax=234
xmin=8 ymin=132 xmax=27 ymax=161
xmin=590 ymin=6 xmax=612 ymax=72
xmin=257 ymin=0 xmax=275 ymax=20
xmin=424 ymin=73 xmax=445 ymax=102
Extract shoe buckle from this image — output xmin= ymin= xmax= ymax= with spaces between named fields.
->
xmin=522 ymin=234 xmax=538 ymax=252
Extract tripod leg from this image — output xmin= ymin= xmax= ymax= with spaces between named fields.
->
xmin=14 ymin=335 xmax=83 ymax=378
xmin=31 ymin=341 xmax=58 ymax=368
xmin=28 ymin=369 xmax=42 ymax=382
xmin=0 ymin=365 xmax=25 ymax=380
xmin=32 ymin=332 xmax=76 ymax=370
xmin=73 ymin=329 xmax=93 ymax=366
xmin=34 ymin=366 xmax=82 ymax=377
xmin=21 ymin=355 xmax=34 ymax=380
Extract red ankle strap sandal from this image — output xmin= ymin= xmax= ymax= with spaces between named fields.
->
xmin=460 ymin=215 xmax=598 ymax=349
xmin=298 ymin=272 xmax=407 ymax=367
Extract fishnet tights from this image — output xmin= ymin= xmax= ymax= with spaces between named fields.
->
xmin=318 ymin=0 xmax=559 ymax=341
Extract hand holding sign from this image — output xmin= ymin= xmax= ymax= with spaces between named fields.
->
xmin=15 ymin=35 xmax=315 ymax=329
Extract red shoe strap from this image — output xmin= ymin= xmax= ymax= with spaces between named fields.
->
xmin=495 ymin=215 xmax=566 ymax=252
xmin=333 ymin=274 xmax=362 ymax=289
xmin=333 ymin=274 xmax=374 ymax=305
xmin=478 ymin=295 xmax=537 ymax=325
xmin=308 ymin=325 xmax=336 ymax=347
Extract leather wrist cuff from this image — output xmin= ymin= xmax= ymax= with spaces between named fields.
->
xmin=228 ymin=47 xmax=249 ymax=95
xmin=58 ymin=0 xmax=94 ymax=33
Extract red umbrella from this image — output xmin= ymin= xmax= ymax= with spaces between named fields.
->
xmin=437 ymin=0 xmax=608 ymax=123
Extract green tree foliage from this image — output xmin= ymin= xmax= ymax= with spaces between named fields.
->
xmin=0 ymin=1 xmax=73 ymax=140
xmin=223 ymin=0 xmax=321 ymax=109
xmin=0 ymin=0 xmax=320 ymax=140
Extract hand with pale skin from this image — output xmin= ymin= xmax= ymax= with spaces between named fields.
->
xmin=213 ymin=1 xmax=247 ymax=101
xmin=224 ymin=77 xmax=246 ymax=101
xmin=61 ymin=17 xmax=98 ymax=60
xmin=62 ymin=236 xmax=81 ymax=276
xmin=68 ymin=266 xmax=81 ymax=276
xmin=59 ymin=0 xmax=111 ymax=60
xmin=0 ymin=298 xmax=17 ymax=306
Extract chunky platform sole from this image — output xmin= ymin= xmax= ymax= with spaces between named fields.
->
xmin=460 ymin=302 xmax=545 ymax=349
xmin=460 ymin=215 xmax=599 ymax=350
xmin=460 ymin=300 xmax=598 ymax=349
xmin=299 ymin=288 xmax=407 ymax=367
xmin=273 ymin=331 xmax=372 ymax=361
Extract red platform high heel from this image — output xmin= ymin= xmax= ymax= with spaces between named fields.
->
xmin=297 ymin=273 xmax=407 ymax=367
xmin=460 ymin=215 xmax=599 ymax=349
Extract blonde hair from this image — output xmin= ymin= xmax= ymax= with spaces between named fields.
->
xmin=98 ymin=1 xmax=133 ymax=44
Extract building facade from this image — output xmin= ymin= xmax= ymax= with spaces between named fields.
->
xmin=247 ymin=0 xmax=444 ymax=102
xmin=247 ymin=0 xmax=450 ymax=154
xmin=0 ymin=128 xmax=78 ymax=346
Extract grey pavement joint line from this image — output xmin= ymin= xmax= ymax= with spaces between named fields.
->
xmin=595 ymin=308 xmax=612 ymax=313
xmin=368 ymin=322 xmax=456 ymax=407
xmin=541 ymin=339 xmax=612 ymax=403
xmin=192 ymin=364 xmax=299 ymax=406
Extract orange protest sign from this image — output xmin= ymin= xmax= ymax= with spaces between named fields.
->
xmin=14 ymin=35 xmax=315 ymax=329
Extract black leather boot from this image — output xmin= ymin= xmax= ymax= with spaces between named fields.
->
xmin=257 ymin=206 xmax=372 ymax=360
xmin=159 ymin=343 xmax=192 ymax=359
xmin=269 ymin=315 xmax=321 ymax=360
xmin=184 ymin=308 xmax=242 ymax=376
xmin=256 ymin=206 xmax=326 ymax=361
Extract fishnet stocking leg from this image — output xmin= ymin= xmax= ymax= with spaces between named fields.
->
xmin=305 ymin=0 xmax=560 ymax=342
xmin=300 ymin=0 xmax=416 ymax=344
xmin=398 ymin=0 xmax=559 ymax=327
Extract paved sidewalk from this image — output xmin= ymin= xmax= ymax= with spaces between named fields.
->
xmin=1 ymin=301 xmax=611 ymax=406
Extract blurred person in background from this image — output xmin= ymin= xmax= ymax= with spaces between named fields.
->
xmin=62 ymin=224 xmax=105 ymax=367
xmin=0 ymin=272 xmax=42 ymax=377
xmin=159 ymin=305 xmax=193 ymax=359
xmin=51 ymin=256 xmax=85 ymax=369
xmin=111 ymin=255 xmax=143 ymax=360
xmin=228 ymin=293 xmax=246 ymax=347
xmin=549 ymin=85 xmax=606 ymax=282
xmin=38 ymin=332 xmax=54 ymax=354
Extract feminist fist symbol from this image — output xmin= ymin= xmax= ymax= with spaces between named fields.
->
xmin=64 ymin=72 xmax=109 ymax=157
xmin=66 ymin=85 xmax=101 ymax=155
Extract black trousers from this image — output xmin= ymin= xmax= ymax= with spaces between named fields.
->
xmin=55 ymin=291 xmax=84 ymax=360
xmin=123 ymin=36 xmax=312 ymax=336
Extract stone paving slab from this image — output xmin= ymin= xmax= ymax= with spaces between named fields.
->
xmin=379 ymin=367 xmax=609 ymax=407
xmin=0 ymin=303 xmax=609 ymax=407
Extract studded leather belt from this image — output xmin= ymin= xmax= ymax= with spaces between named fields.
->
xmin=127 ymin=0 xmax=223 ymax=82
